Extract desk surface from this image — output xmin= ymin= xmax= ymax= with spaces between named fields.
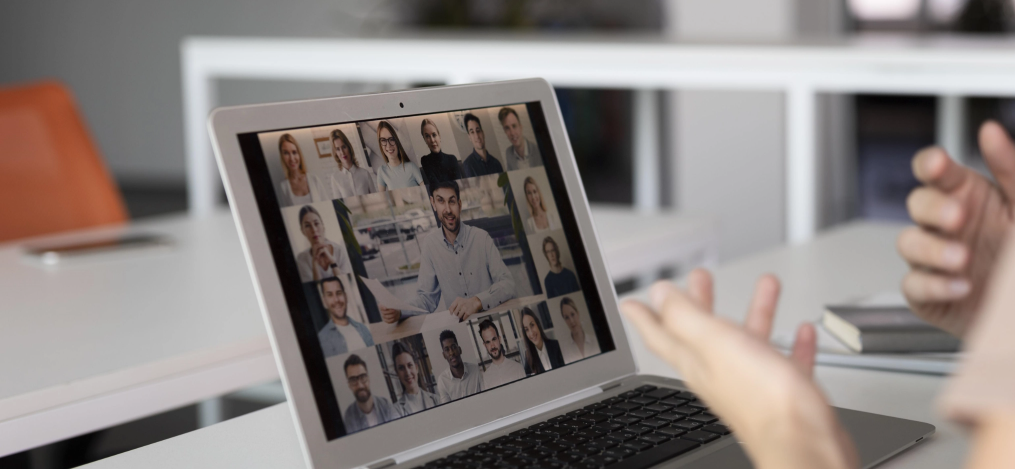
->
xmin=81 ymin=222 xmax=968 ymax=469
xmin=0 ymin=206 xmax=712 ymax=457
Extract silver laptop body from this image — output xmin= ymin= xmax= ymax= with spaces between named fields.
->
xmin=209 ymin=78 xmax=933 ymax=469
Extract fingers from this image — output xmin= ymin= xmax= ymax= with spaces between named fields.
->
xmin=790 ymin=323 xmax=817 ymax=379
xmin=896 ymin=226 xmax=968 ymax=273
xmin=979 ymin=120 xmax=1015 ymax=202
xmin=686 ymin=269 xmax=714 ymax=312
xmin=906 ymin=187 xmax=964 ymax=233
xmin=912 ymin=146 xmax=967 ymax=192
xmin=745 ymin=274 xmax=781 ymax=340
xmin=620 ymin=299 xmax=687 ymax=366
xmin=902 ymin=270 xmax=971 ymax=304
xmin=648 ymin=281 xmax=713 ymax=342
xmin=380 ymin=306 xmax=401 ymax=324
xmin=449 ymin=298 xmax=465 ymax=319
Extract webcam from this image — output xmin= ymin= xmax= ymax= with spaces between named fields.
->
xmin=399 ymin=102 xmax=404 ymax=108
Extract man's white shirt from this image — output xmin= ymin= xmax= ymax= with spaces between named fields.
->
xmin=437 ymin=361 xmax=484 ymax=403
xmin=482 ymin=356 xmax=525 ymax=388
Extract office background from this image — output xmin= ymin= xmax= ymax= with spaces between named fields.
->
xmin=3 ymin=0 xmax=1014 ymax=467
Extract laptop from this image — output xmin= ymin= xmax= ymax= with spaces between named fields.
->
xmin=209 ymin=79 xmax=933 ymax=469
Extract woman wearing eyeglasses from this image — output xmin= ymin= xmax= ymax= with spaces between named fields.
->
xmin=374 ymin=121 xmax=425 ymax=191
xmin=520 ymin=307 xmax=564 ymax=375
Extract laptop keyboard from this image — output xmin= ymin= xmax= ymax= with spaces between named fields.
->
xmin=412 ymin=385 xmax=731 ymax=469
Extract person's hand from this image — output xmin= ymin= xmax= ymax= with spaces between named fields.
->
xmin=899 ymin=121 xmax=1015 ymax=337
xmin=379 ymin=305 xmax=402 ymax=324
xmin=621 ymin=269 xmax=858 ymax=469
xmin=449 ymin=297 xmax=482 ymax=321
xmin=313 ymin=244 xmax=337 ymax=270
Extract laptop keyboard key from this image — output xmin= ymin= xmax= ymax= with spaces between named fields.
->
xmin=612 ymin=415 xmax=642 ymax=426
xmin=656 ymin=426 xmax=687 ymax=437
xmin=595 ymin=422 xmax=625 ymax=433
xmin=702 ymin=424 xmax=732 ymax=435
xmin=605 ymin=438 xmax=700 ymax=469
xmin=673 ymin=420 xmax=703 ymax=431
xmin=576 ymin=455 xmax=618 ymax=468
xmin=672 ymin=406 xmax=701 ymax=416
xmin=621 ymin=439 xmax=654 ymax=452
xmin=689 ymin=413 xmax=719 ymax=424
xmin=680 ymin=430 xmax=720 ymax=444
xmin=626 ymin=409 xmax=656 ymax=420
xmin=604 ymin=448 xmax=637 ymax=461
xmin=619 ymin=391 xmax=642 ymax=399
xmin=611 ymin=402 xmax=642 ymax=412
xmin=655 ymin=411 xmax=685 ymax=422
xmin=642 ymin=388 xmax=679 ymax=400
xmin=660 ymin=398 xmax=689 ymax=407
xmin=644 ymin=403 xmax=672 ymax=413
xmin=635 ymin=385 xmax=658 ymax=393
xmin=600 ymin=407 xmax=627 ymax=417
xmin=641 ymin=433 xmax=672 ymax=445
xmin=628 ymin=396 xmax=658 ymax=406
xmin=639 ymin=418 xmax=669 ymax=429
xmin=606 ymin=430 xmax=639 ymax=442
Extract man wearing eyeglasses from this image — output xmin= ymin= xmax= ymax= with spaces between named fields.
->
xmin=435 ymin=329 xmax=484 ymax=404
xmin=317 ymin=276 xmax=374 ymax=357
xmin=343 ymin=354 xmax=402 ymax=433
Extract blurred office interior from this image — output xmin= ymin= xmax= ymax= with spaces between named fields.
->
xmin=3 ymin=0 xmax=1015 ymax=466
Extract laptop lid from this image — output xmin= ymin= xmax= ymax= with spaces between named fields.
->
xmin=210 ymin=79 xmax=636 ymax=469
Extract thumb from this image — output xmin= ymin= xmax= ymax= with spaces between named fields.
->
xmin=979 ymin=120 xmax=1015 ymax=202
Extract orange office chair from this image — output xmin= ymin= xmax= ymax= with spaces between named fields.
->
xmin=0 ymin=81 xmax=128 ymax=242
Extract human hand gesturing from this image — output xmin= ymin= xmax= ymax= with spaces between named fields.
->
xmin=899 ymin=121 xmax=1015 ymax=337
xmin=621 ymin=269 xmax=857 ymax=469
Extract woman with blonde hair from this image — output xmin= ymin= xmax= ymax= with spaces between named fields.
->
xmin=277 ymin=133 xmax=328 ymax=206
xmin=522 ymin=176 xmax=561 ymax=233
xmin=374 ymin=121 xmax=424 ymax=191
xmin=328 ymin=129 xmax=377 ymax=198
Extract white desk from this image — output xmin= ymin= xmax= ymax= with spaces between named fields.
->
xmin=0 ymin=206 xmax=712 ymax=457
xmin=80 ymin=222 xmax=967 ymax=469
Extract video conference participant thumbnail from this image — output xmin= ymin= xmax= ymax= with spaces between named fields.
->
xmin=294 ymin=205 xmax=352 ymax=283
xmin=343 ymin=354 xmax=401 ymax=433
xmin=557 ymin=296 xmax=600 ymax=363
xmin=522 ymin=175 xmax=561 ymax=233
xmin=498 ymin=107 xmax=542 ymax=171
xmin=478 ymin=318 xmax=524 ymax=388
xmin=277 ymin=133 xmax=330 ymax=206
xmin=317 ymin=276 xmax=374 ymax=357
xmin=391 ymin=341 xmax=440 ymax=415
xmin=436 ymin=329 xmax=484 ymax=403
xmin=377 ymin=180 xmax=516 ymax=322
xmin=375 ymin=120 xmax=426 ymax=191
xmin=519 ymin=306 xmax=564 ymax=375
xmin=419 ymin=118 xmax=463 ymax=187
xmin=461 ymin=113 xmax=504 ymax=178
xmin=541 ymin=236 xmax=580 ymax=298
xmin=329 ymin=128 xmax=377 ymax=198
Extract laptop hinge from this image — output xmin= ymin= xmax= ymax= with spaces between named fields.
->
xmin=366 ymin=458 xmax=396 ymax=469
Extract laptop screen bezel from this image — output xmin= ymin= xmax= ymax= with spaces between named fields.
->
xmin=209 ymin=79 xmax=637 ymax=469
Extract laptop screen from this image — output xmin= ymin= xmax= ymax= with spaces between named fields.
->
xmin=236 ymin=101 xmax=615 ymax=440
